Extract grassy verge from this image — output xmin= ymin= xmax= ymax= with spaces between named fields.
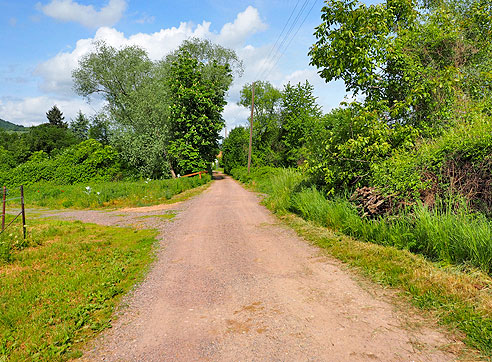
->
xmin=4 ymin=175 xmax=211 ymax=210
xmin=0 ymin=217 xmax=158 ymax=361
xmin=231 ymin=166 xmax=492 ymax=357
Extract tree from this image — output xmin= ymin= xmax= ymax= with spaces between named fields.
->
xmin=88 ymin=115 xmax=111 ymax=145
xmin=73 ymin=39 xmax=241 ymax=178
xmin=308 ymin=0 xmax=492 ymax=130
xmin=25 ymin=124 xmax=78 ymax=155
xmin=166 ymin=52 xmax=230 ymax=175
xmin=222 ymin=126 xmax=249 ymax=174
xmin=70 ymin=111 xmax=90 ymax=140
xmin=46 ymin=105 xmax=67 ymax=128
xmin=239 ymin=81 xmax=283 ymax=166
xmin=279 ymin=81 xmax=322 ymax=167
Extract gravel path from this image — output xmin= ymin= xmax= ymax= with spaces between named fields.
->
xmin=51 ymin=175 xmax=457 ymax=361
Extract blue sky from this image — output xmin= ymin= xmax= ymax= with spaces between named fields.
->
xmin=0 ymin=0 xmax=377 ymax=129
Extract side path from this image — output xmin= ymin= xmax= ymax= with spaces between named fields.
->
xmin=63 ymin=175 xmax=456 ymax=361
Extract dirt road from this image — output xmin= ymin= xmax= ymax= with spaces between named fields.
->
xmin=71 ymin=175 xmax=456 ymax=361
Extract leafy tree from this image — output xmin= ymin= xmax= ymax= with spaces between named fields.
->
xmin=0 ymin=146 xmax=16 ymax=172
xmin=46 ymin=105 xmax=67 ymax=128
xmin=25 ymin=124 xmax=78 ymax=156
xmin=166 ymin=53 xmax=230 ymax=175
xmin=279 ymin=81 xmax=322 ymax=167
xmin=309 ymin=0 xmax=492 ymax=130
xmin=239 ymin=81 xmax=283 ymax=166
xmin=73 ymin=39 xmax=240 ymax=178
xmin=0 ymin=130 xmax=30 ymax=163
xmin=73 ymin=41 xmax=171 ymax=177
xmin=70 ymin=111 xmax=90 ymax=140
xmin=88 ymin=115 xmax=111 ymax=145
xmin=165 ymin=38 xmax=243 ymax=90
xmin=222 ymin=126 xmax=249 ymax=174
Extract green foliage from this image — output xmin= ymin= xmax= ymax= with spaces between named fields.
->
xmin=73 ymin=39 xmax=239 ymax=179
xmin=46 ymin=105 xmax=67 ymax=128
xmin=14 ymin=174 xmax=210 ymax=209
xmin=88 ymin=115 xmax=110 ymax=145
xmin=372 ymin=115 xmax=492 ymax=210
xmin=167 ymin=53 xmax=229 ymax=175
xmin=234 ymin=80 xmax=322 ymax=168
xmin=0 ymin=218 xmax=157 ymax=361
xmin=69 ymin=111 xmax=89 ymax=140
xmin=279 ymin=81 xmax=322 ymax=167
xmin=0 ymin=119 xmax=25 ymax=132
xmin=304 ymin=105 xmax=417 ymax=192
xmin=309 ymin=0 xmax=492 ymax=129
xmin=233 ymin=166 xmax=492 ymax=273
xmin=239 ymin=81 xmax=283 ymax=166
xmin=222 ymin=126 xmax=249 ymax=174
xmin=0 ymin=147 xmax=16 ymax=172
xmin=24 ymin=124 xmax=79 ymax=157
xmin=73 ymin=41 xmax=170 ymax=178
xmin=0 ymin=140 xmax=121 ymax=187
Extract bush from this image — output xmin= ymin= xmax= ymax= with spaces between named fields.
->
xmin=372 ymin=116 xmax=492 ymax=213
xmin=0 ymin=139 xmax=122 ymax=187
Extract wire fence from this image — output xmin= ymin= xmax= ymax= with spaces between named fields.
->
xmin=0 ymin=186 xmax=26 ymax=239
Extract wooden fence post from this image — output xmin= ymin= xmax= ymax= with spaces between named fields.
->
xmin=20 ymin=185 xmax=26 ymax=239
xmin=2 ymin=186 xmax=5 ymax=231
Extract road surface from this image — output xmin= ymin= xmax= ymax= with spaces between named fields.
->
xmin=70 ymin=175 xmax=455 ymax=361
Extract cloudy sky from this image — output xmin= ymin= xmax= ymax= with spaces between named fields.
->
xmin=0 ymin=0 xmax=376 ymax=129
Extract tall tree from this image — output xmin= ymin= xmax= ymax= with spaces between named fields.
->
xmin=70 ymin=111 xmax=89 ymax=140
xmin=280 ymin=81 xmax=322 ymax=167
xmin=222 ymin=126 xmax=250 ymax=174
xmin=308 ymin=0 xmax=492 ymax=130
xmin=166 ymin=52 xmax=230 ymax=175
xmin=73 ymin=39 xmax=241 ymax=178
xmin=239 ymin=81 xmax=283 ymax=165
xmin=46 ymin=105 xmax=67 ymax=128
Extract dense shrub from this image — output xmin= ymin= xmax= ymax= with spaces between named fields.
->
xmin=372 ymin=116 xmax=492 ymax=213
xmin=0 ymin=139 xmax=122 ymax=187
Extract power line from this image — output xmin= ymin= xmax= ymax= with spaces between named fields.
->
xmin=253 ymin=0 xmax=319 ymax=83
xmin=260 ymin=0 xmax=303 ymax=74
xmin=265 ymin=0 xmax=319 ymax=77
xmin=252 ymin=0 xmax=309 ymax=81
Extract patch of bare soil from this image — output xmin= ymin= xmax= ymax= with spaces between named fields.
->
xmin=53 ymin=176 xmax=460 ymax=361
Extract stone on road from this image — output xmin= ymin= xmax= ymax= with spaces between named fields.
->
xmin=80 ymin=175 xmax=454 ymax=361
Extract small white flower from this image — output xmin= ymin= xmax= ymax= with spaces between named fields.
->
xmin=97 ymin=192 xmax=100 ymax=195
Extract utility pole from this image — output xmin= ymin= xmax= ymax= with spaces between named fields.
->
xmin=247 ymin=82 xmax=255 ymax=174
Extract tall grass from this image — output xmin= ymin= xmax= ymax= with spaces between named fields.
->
xmin=234 ymin=167 xmax=492 ymax=274
xmin=291 ymin=187 xmax=492 ymax=272
xmin=4 ymin=175 xmax=211 ymax=209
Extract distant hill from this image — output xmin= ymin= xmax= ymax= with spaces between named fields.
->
xmin=0 ymin=118 xmax=26 ymax=132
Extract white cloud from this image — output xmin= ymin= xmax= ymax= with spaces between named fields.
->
xmin=223 ymin=102 xmax=250 ymax=129
xmin=0 ymin=96 xmax=102 ymax=126
xmin=19 ymin=6 xmax=354 ymax=127
xmin=135 ymin=14 xmax=155 ymax=25
xmin=217 ymin=6 xmax=267 ymax=47
xmin=34 ymin=7 xmax=268 ymax=96
xmin=38 ymin=0 xmax=127 ymax=28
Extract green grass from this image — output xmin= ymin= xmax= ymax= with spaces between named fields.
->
xmin=284 ymin=214 xmax=492 ymax=357
xmin=0 ymin=217 xmax=158 ymax=361
xmin=4 ymin=175 xmax=211 ymax=210
xmin=290 ymin=187 xmax=492 ymax=273
xmin=231 ymin=166 xmax=492 ymax=357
